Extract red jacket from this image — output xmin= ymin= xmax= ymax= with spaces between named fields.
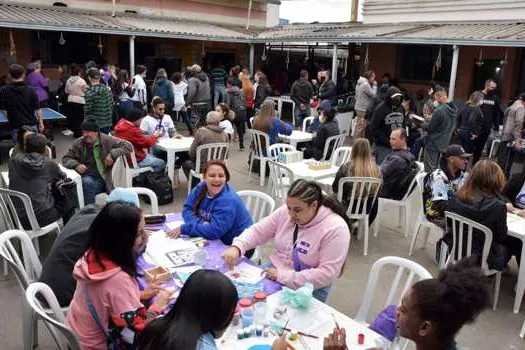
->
xmin=113 ymin=119 xmax=157 ymax=162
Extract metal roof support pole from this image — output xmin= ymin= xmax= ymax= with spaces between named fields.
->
xmin=448 ymin=45 xmax=459 ymax=101
xmin=332 ymin=43 xmax=338 ymax=85
xmin=129 ymin=35 xmax=135 ymax=77
xmin=249 ymin=43 xmax=255 ymax=76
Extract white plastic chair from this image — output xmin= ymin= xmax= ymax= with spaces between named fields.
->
xmin=0 ymin=230 xmax=43 ymax=350
xmin=268 ymin=143 xmax=296 ymax=161
xmin=336 ymin=111 xmax=353 ymax=136
xmin=279 ymin=97 xmax=296 ymax=126
xmin=316 ymin=146 xmax=352 ymax=191
xmin=444 ymin=211 xmax=501 ymax=310
xmin=302 ymin=116 xmax=315 ymax=132
xmin=267 ymin=159 xmax=295 ymax=202
xmin=26 ymin=282 xmax=81 ymax=350
xmin=121 ymin=151 xmax=153 ymax=188
xmin=188 ymin=142 xmax=229 ymax=194
xmin=489 ymin=138 xmax=500 ymax=159
xmin=0 ymin=188 xmax=62 ymax=255
xmin=237 ymin=190 xmax=276 ymax=264
xmin=321 ymin=134 xmax=346 ymax=161
xmin=237 ymin=190 xmax=275 ymax=224
xmin=337 ymin=177 xmax=382 ymax=256
xmin=355 ymin=256 xmax=433 ymax=323
xmin=249 ymin=130 xmax=271 ymax=187
xmin=127 ymin=187 xmax=159 ymax=214
xmin=9 ymin=146 xmax=53 ymax=158
xmin=408 ymin=172 xmax=445 ymax=256
xmin=520 ymin=318 xmax=525 ymax=338
xmin=372 ymin=166 xmax=423 ymax=238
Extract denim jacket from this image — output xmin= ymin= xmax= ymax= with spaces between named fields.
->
xmin=196 ymin=332 xmax=217 ymax=350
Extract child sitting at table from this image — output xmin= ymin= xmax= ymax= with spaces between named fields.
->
xmin=169 ymin=160 xmax=253 ymax=248
xmin=66 ymin=201 xmax=172 ymax=349
xmin=215 ymin=103 xmax=234 ymax=140
xmin=222 ymin=179 xmax=351 ymax=302
xmin=136 ymin=269 xmax=238 ymax=349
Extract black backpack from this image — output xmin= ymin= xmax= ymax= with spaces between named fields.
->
xmin=139 ymin=172 xmax=174 ymax=205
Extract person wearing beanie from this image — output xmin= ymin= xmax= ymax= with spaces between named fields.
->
xmin=84 ymin=68 xmax=114 ymax=134
xmin=113 ymin=107 xmax=165 ymax=172
xmin=62 ymin=120 xmax=133 ymax=204
xmin=498 ymin=92 xmax=525 ymax=177
xmin=38 ymin=187 xmax=141 ymax=307
xmin=183 ymin=111 xmax=229 ymax=184
xmin=307 ymin=99 xmax=332 ymax=133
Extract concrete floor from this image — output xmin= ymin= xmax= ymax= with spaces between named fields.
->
xmin=0 ymin=127 xmax=524 ymax=349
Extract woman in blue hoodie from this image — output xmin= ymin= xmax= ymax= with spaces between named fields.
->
xmin=169 ymin=160 xmax=253 ymax=247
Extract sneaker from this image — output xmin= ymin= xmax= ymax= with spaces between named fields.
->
xmin=239 ymin=146 xmax=245 ymax=151
xmin=62 ymin=129 xmax=74 ymax=136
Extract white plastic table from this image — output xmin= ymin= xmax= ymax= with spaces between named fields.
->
xmin=507 ymin=213 xmax=525 ymax=313
xmin=155 ymin=137 xmax=193 ymax=184
xmin=1 ymin=165 xmax=85 ymax=208
xmin=218 ymin=290 xmax=389 ymax=349
xmin=279 ymin=130 xmax=314 ymax=147
xmin=286 ymin=159 xmax=339 ymax=181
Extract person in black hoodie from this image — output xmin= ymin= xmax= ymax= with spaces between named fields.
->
xmin=290 ymin=69 xmax=314 ymax=127
xmin=502 ymin=166 xmax=525 ymax=215
xmin=379 ymin=128 xmax=419 ymax=200
xmin=447 ymin=160 xmax=521 ymax=270
xmin=0 ymin=64 xmax=44 ymax=142
xmin=225 ymin=78 xmax=247 ymax=150
xmin=369 ymin=86 xmax=405 ymax=164
xmin=8 ymin=133 xmax=74 ymax=227
xmin=476 ymin=79 xmax=503 ymax=163
xmin=255 ymin=75 xmax=272 ymax=110
xmin=304 ymin=107 xmax=340 ymax=160
xmin=458 ymin=91 xmax=484 ymax=155
xmin=317 ymin=70 xmax=336 ymax=102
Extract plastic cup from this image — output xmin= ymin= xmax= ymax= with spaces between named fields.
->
xmin=241 ymin=307 xmax=254 ymax=327
xmin=254 ymin=302 xmax=268 ymax=325
xmin=193 ymin=250 xmax=207 ymax=267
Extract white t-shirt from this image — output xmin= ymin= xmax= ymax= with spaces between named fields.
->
xmin=219 ymin=120 xmax=234 ymax=135
xmin=140 ymin=114 xmax=175 ymax=139
xmin=172 ymin=81 xmax=188 ymax=111
xmin=131 ymin=74 xmax=147 ymax=105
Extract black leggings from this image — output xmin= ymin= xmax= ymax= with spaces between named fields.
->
xmin=233 ymin=119 xmax=245 ymax=148
xmin=67 ymin=102 xmax=84 ymax=138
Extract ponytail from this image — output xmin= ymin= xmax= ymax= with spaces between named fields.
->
xmin=288 ymin=179 xmax=351 ymax=231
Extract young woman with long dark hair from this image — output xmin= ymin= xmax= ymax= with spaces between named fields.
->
xmin=223 ymin=179 xmax=351 ymax=302
xmin=136 ymin=270 xmax=238 ymax=350
xmin=66 ymin=201 xmax=171 ymax=349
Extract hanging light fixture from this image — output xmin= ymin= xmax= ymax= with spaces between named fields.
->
xmin=59 ymin=32 xmax=66 ymax=45
xmin=363 ymin=45 xmax=370 ymax=70
xmin=500 ymin=48 xmax=508 ymax=66
xmin=261 ymin=44 xmax=267 ymax=61
xmin=476 ymin=48 xmax=484 ymax=67
xmin=8 ymin=30 xmax=16 ymax=57
xmin=285 ymin=49 xmax=290 ymax=69
xmin=435 ymin=47 xmax=442 ymax=71
xmin=98 ymin=35 xmax=104 ymax=55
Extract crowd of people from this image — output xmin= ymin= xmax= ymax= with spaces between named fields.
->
xmin=0 ymin=57 xmax=523 ymax=350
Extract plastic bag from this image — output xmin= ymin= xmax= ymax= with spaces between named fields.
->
xmin=278 ymin=283 xmax=314 ymax=310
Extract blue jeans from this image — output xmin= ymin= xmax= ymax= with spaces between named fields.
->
xmin=82 ymin=174 xmax=106 ymax=205
xmin=138 ymin=154 xmax=165 ymax=172
xmin=374 ymin=144 xmax=392 ymax=165
xmin=12 ymin=125 xmax=38 ymax=144
xmin=312 ymin=286 xmax=331 ymax=303
xmin=294 ymin=105 xmax=311 ymax=127
xmin=214 ymin=85 xmax=226 ymax=107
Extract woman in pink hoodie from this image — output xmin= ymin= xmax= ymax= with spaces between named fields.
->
xmin=223 ymin=179 xmax=351 ymax=302
xmin=66 ymin=201 xmax=172 ymax=349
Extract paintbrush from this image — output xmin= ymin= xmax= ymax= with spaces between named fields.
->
xmin=332 ymin=312 xmax=340 ymax=329
xmin=280 ymin=320 xmax=290 ymax=336
xmin=281 ymin=327 xmax=319 ymax=339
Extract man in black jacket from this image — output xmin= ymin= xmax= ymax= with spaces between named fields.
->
xmin=369 ymin=87 xmax=405 ymax=164
xmin=317 ymin=70 xmax=336 ymax=102
xmin=0 ymin=64 xmax=43 ymax=142
xmin=379 ymin=128 xmax=418 ymax=200
xmin=290 ymin=70 xmax=314 ymax=127
xmin=476 ymin=79 xmax=503 ymax=162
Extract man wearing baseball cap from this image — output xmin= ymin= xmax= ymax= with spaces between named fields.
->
xmin=84 ymin=68 xmax=114 ymax=134
xmin=186 ymin=63 xmax=211 ymax=129
xmin=62 ymin=120 xmax=132 ymax=204
xmin=498 ymin=92 xmax=525 ymax=177
xmin=422 ymin=144 xmax=470 ymax=228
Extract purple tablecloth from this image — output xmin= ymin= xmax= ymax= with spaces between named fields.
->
xmin=137 ymin=213 xmax=282 ymax=296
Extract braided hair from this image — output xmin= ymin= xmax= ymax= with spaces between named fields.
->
xmin=287 ymin=179 xmax=351 ymax=230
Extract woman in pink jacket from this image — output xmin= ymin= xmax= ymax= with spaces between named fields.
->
xmin=223 ymin=179 xmax=351 ymax=302
xmin=66 ymin=201 xmax=172 ymax=349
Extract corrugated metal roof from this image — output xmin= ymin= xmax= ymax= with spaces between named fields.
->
xmin=0 ymin=2 xmax=253 ymax=42
xmin=2 ymin=2 xmax=525 ymax=47
xmin=256 ymin=21 xmax=525 ymax=47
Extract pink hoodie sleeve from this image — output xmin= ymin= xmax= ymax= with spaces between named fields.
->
xmin=232 ymin=205 xmax=286 ymax=254
xmin=276 ymin=223 xmax=350 ymax=290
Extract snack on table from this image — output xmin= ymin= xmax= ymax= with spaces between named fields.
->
xmin=307 ymin=161 xmax=332 ymax=170
xmin=278 ymin=150 xmax=303 ymax=164
xmin=144 ymin=266 xmax=170 ymax=284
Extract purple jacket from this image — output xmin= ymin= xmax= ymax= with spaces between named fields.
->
xmin=26 ymin=71 xmax=49 ymax=102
